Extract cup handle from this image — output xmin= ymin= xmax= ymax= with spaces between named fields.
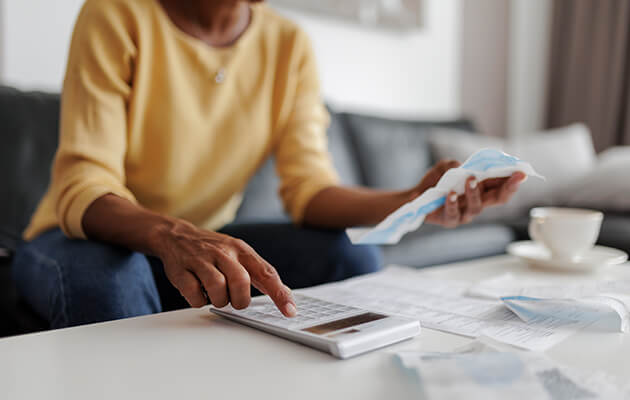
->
xmin=528 ymin=219 xmax=543 ymax=243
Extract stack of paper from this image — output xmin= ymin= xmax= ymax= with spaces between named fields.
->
xmin=300 ymin=266 xmax=630 ymax=351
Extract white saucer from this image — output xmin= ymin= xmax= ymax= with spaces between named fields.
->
xmin=507 ymin=241 xmax=629 ymax=272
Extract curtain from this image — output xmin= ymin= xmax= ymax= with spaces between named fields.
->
xmin=547 ymin=0 xmax=630 ymax=152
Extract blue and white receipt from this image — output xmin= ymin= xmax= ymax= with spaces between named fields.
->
xmin=346 ymin=149 xmax=544 ymax=245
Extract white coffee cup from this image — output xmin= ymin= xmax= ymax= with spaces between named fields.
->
xmin=528 ymin=207 xmax=603 ymax=261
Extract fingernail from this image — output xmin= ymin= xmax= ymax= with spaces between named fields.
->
xmin=449 ymin=194 xmax=458 ymax=203
xmin=285 ymin=303 xmax=297 ymax=317
xmin=469 ymin=179 xmax=477 ymax=189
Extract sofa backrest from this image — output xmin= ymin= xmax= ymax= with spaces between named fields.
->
xmin=0 ymin=86 xmax=59 ymax=250
xmin=234 ymin=108 xmax=363 ymax=223
xmin=342 ymin=113 xmax=476 ymax=190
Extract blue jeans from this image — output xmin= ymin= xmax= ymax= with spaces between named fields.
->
xmin=12 ymin=224 xmax=382 ymax=329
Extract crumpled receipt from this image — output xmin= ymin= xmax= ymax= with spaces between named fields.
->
xmin=346 ymin=148 xmax=544 ymax=245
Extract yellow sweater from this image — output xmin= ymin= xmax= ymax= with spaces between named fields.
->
xmin=24 ymin=0 xmax=339 ymax=241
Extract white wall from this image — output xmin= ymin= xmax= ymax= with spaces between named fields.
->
xmin=460 ymin=0 xmax=510 ymax=137
xmin=1 ymin=0 xmax=84 ymax=91
xmin=279 ymin=0 xmax=463 ymax=119
xmin=0 ymin=0 xmax=550 ymax=134
xmin=507 ymin=0 xmax=552 ymax=138
xmin=0 ymin=0 xmax=4 ymax=78
xmin=0 ymin=0 xmax=463 ymax=119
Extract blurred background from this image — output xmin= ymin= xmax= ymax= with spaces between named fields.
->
xmin=0 ymin=0 xmax=555 ymax=138
xmin=1 ymin=0 xmax=628 ymax=147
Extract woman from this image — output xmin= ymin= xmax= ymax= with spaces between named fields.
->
xmin=13 ymin=0 xmax=525 ymax=328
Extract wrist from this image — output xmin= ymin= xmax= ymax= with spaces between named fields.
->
xmin=378 ymin=189 xmax=417 ymax=224
xmin=404 ymin=186 xmax=421 ymax=203
xmin=146 ymin=215 xmax=193 ymax=257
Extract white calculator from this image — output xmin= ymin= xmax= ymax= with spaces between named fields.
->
xmin=210 ymin=294 xmax=421 ymax=359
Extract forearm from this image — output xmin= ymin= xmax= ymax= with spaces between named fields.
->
xmin=82 ymin=193 xmax=186 ymax=256
xmin=82 ymin=196 xmax=297 ymax=316
xmin=302 ymin=186 xmax=414 ymax=228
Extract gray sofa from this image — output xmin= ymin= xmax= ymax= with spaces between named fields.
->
xmin=2 ymin=86 xmax=629 ymax=337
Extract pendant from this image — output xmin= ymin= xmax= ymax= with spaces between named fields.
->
xmin=215 ymin=68 xmax=226 ymax=84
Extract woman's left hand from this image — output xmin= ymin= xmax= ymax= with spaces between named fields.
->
xmin=412 ymin=160 xmax=527 ymax=228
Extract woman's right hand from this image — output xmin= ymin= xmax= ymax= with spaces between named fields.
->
xmin=152 ymin=219 xmax=297 ymax=317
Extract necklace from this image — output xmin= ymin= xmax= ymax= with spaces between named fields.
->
xmin=187 ymin=4 xmax=252 ymax=85
xmin=214 ymin=68 xmax=226 ymax=84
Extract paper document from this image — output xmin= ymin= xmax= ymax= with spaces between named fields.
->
xmin=299 ymin=266 xmax=589 ymax=351
xmin=346 ymin=149 xmax=544 ymax=245
xmin=502 ymin=295 xmax=630 ymax=333
xmin=469 ymin=273 xmax=630 ymax=332
xmin=468 ymin=273 xmax=630 ymax=300
xmin=394 ymin=341 xmax=628 ymax=400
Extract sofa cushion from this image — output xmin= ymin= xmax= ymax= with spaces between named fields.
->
xmin=0 ymin=257 xmax=18 ymax=337
xmin=429 ymin=124 xmax=597 ymax=221
xmin=0 ymin=86 xmax=60 ymax=250
xmin=327 ymin=110 xmax=363 ymax=186
xmin=0 ymin=256 xmax=49 ymax=338
xmin=598 ymin=214 xmax=630 ymax=254
xmin=381 ymin=223 xmax=516 ymax=268
xmin=235 ymin=109 xmax=362 ymax=223
xmin=234 ymin=157 xmax=288 ymax=223
xmin=343 ymin=114 xmax=475 ymax=190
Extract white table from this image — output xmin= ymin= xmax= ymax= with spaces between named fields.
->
xmin=2 ymin=255 xmax=629 ymax=400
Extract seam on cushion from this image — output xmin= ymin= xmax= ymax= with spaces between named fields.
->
xmin=27 ymin=246 xmax=70 ymax=328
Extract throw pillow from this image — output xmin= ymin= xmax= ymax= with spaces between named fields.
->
xmin=428 ymin=123 xmax=597 ymax=220
xmin=560 ymin=146 xmax=630 ymax=211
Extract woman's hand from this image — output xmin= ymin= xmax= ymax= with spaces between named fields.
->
xmin=153 ymin=220 xmax=297 ymax=317
xmin=83 ymin=194 xmax=296 ymax=317
xmin=412 ymin=160 xmax=526 ymax=228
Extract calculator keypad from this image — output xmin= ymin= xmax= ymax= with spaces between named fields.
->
xmin=220 ymin=295 xmax=363 ymax=329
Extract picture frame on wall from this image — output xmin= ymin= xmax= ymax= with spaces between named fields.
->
xmin=269 ymin=0 xmax=423 ymax=30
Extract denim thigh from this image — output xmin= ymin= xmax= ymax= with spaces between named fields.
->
xmin=12 ymin=229 xmax=161 ymax=328
xmin=220 ymin=223 xmax=383 ymax=290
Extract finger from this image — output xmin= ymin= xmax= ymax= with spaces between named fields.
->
xmin=482 ymin=171 xmax=527 ymax=188
xmin=443 ymin=191 xmax=460 ymax=228
xmin=174 ymin=270 xmax=207 ymax=308
xmin=425 ymin=205 xmax=443 ymax=224
xmin=241 ymin=250 xmax=296 ymax=318
xmin=193 ymin=262 xmax=229 ymax=308
xmin=497 ymin=173 xmax=523 ymax=204
xmin=511 ymin=171 xmax=527 ymax=183
xmin=463 ymin=176 xmax=482 ymax=223
xmin=480 ymin=177 xmax=510 ymax=189
xmin=482 ymin=188 xmax=501 ymax=207
xmin=214 ymin=250 xmax=252 ymax=310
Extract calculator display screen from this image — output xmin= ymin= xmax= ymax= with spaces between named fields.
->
xmin=302 ymin=313 xmax=386 ymax=335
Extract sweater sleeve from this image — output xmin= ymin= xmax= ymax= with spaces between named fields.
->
xmin=51 ymin=0 xmax=138 ymax=239
xmin=274 ymin=31 xmax=340 ymax=224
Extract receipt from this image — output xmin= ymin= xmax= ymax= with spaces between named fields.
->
xmin=394 ymin=341 xmax=628 ymax=400
xmin=468 ymin=273 xmax=630 ymax=300
xmin=346 ymin=148 xmax=544 ymax=245
xmin=469 ymin=274 xmax=630 ymax=332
